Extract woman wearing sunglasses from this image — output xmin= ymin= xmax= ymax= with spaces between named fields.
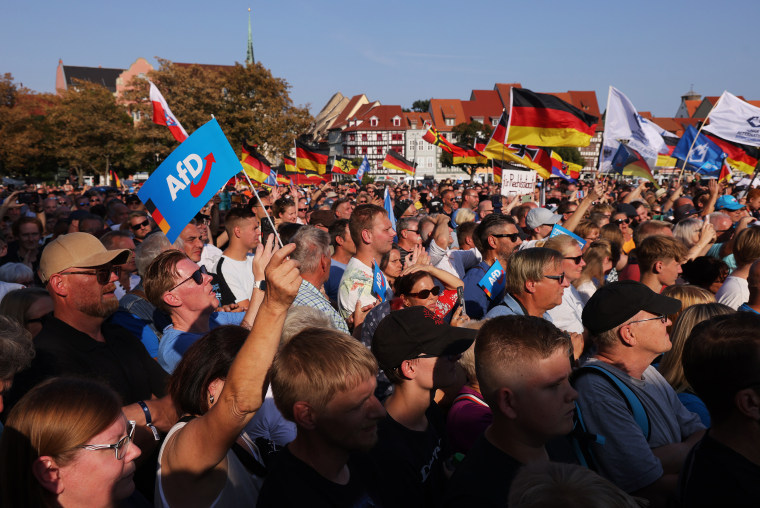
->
xmin=394 ymin=263 xmax=468 ymax=326
xmin=0 ymin=377 xmax=142 ymax=507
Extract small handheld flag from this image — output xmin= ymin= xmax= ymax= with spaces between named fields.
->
xmin=371 ymin=262 xmax=387 ymax=302
xmin=356 ymin=155 xmax=369 ymax=182
xmin=138 ymin=119 xmax=241 ymax=243
xmin=548 ymin=225 xmax=586 ymax=249
xmin=478 ymin=259 xmax=506 ymax=299
xmin=149 ymin=81 xmax=188 ymax=143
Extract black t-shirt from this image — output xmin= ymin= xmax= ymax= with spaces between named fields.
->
xmin=679 ymin=432 xmax=760 ymax=507
xmin=443 ymin=434 xmax=522 ymax=507
xmin=370 ymin=403 xmax=448 ymax=508
xmin=6 ymin=315 xmax=168 ymax=412
xmin=257 ymin=446 xmax=385 ymax=508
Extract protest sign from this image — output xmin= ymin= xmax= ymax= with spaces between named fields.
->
xmin=501 ymin=169 xmax=537 ymax=196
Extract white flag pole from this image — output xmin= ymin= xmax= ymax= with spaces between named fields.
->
xmin=240 ymin=168 xmax=284 ymax=248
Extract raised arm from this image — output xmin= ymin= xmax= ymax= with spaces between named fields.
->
xmin=162 ymin=242 xmax=301 ymax=477
xmin=564 ymin=182 xmax=603 ymax=233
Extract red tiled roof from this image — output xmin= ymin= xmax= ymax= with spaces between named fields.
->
xmin=428 ymin=99 xmax=466 ymax=131
xmin=463 ymin=90 xmax=504 ymax=124
xmin=343 ymin=104 xmax=406 ymax=132
xmin=649 ymin=117 xmax=700 ymax=137
xmin=330 ymin=94 xmax=367 ymax=130
xmin=493 ymin=83 xmax=522 ymax=108
xmin=402 ymin=112 xmax=431 ymax=128
xmin=684 ymin=99 xmax=700 ymax=118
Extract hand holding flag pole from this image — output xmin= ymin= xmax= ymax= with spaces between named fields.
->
xmin=239 ymin=168 xmax=284 ymax=248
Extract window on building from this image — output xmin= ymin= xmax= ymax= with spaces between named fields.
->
xmin=410 ymin=122 xmax=417 ymax=129
xmin=491 ymin=118 xmax=499 ymax=126
xmin=445 ymin=118 xmax=455 ymax=126
xmin=349 ymin=134 xmax=355 ymax=141
xmin=393 ymin=117 xmax=401 ymax=127
xmin=362 ymin=134 xmax=368 ymax=142
xmin=377 ymin=146 xmax=383 ymax=154
xmin=377 ymin=133 xmax=382 ymax=141
xmin=370 ymin=117 xmax=378 ymax=127
xmin=362 ymin=147 xmax=368 ymax=154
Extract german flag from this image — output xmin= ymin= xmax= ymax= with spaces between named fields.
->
xmin=296 ymin=140 xmax=329 ymax=175
xmin=483 ymin=111 xmax=510 ymax=161
xmin=474 ymin=137 xmax=488 ymax=152
xmin=382 ymin=149 xmax=417 ymax=175
xmin=422 ymin=125 xmax=456 ymax=153
xmin=703 ymin=132 xmax=760 ymax=175
xmin=452 ymin=144 xmax=487 ymax=165
xmin=276 ymin=172 xmax=291 ymax=186
xmin=483 ymin=113 xmax=552 ymax=178
xmin=283 ymin=155 xmax=298 ymax=174
xmin=508 ymin=88 xmax=598 ymax=147
xmin=241 ymin=141 xmax=272 ymax=183
xmin=109 ymin=170 xmax=122 ymax=188
xmin=719 ymin=164 xmax=732 ymax=184
xmin=331 ymin=157 xmax=358 ymax=175
xmin=611 ymin=144 xmax=659 ymax=188
xmin=492 ymin=159 xmax=508 ymax=184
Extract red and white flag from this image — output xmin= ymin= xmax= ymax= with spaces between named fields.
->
xmin=149 ymin=81 xmax=188 ymax=143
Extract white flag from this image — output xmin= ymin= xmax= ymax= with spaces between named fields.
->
xmin=601 ymin=86 xmax=668 ymax=171
xmin=149 ymin=81 xmax=189 ymax=143
xmin=703 ymin=91 xmax=760 ymax=147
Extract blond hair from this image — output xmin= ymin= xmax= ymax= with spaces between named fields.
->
xmin=271 ymin=328 xmax=377 ymax=421
xmin=661 ymin=285 xmax=716 ymax=333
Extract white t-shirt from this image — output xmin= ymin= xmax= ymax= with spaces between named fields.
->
xmin=716 ymin=275 xmax=749 ymax=310
xmin=337 ymin=257 xmax=387 ymax=319
xmin=218 ymin=254 xmax=255 ymax=303
xmin=546 ymin=284 xmax=585 ymax=334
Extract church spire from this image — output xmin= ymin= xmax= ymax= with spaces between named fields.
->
xmin=246 ymin=7 xmax=254 ymax=65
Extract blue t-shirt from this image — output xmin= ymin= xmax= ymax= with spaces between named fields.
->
xmin=158 ymin=312 xmax=245 ymax=373
xmin=462 ymin=261 xmax=504 ymax=320
xmin=325 ymin=258 xmax=347 ymax=305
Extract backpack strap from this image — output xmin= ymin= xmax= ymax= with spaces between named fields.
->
xmin=212 ymin=257 xmax=238 ymax=306
xmin=574 ymin=364 xmax=650 ymax=441
xmin=453 ymin=392 xmax=489 ymax=408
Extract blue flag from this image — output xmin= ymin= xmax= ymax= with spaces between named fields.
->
xmin=371 ymin=262 xmax=387 ymax=302
xmin=138 ymin=119 xmax=241 ymax=243
xmin=384 ymin=187 xmax=396 ymax=233
xmin=356 ymin=155 xmax=369 ymax=182
xmin=478 ymin=259 xmax=506 ymax=299
xmin=264 ymin=169 xmax=277 ymax=187
xmin=672 ymin=125 xmax=726 ymax=175
xmin=549 ymin=224 xmax=586 ymax=249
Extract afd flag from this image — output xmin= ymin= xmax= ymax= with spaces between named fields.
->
xmin=478 ymin=259 xmax=506 ymax=299
xmin=672 ymin=125 xmax=726 ymax=175
xmin=384 ymin=187 xmax=397 ymax=233
xmin=371 ymin=262 xmax=388 ymax=302
xmin=356 ymin=155 xmax=369 ymax=182
xmin=549 ymin=224 xmax=586 ymax=249
xmin=138 ymin=119 xmax=241 ymax=243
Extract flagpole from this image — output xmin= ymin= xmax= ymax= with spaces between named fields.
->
xmin=240 ymin=169 xmax=284 ymax=248
xmin=676 ymin=98 xmax=724 ymax=186
xmin=596 ymin=85 xmax=613 ymax=176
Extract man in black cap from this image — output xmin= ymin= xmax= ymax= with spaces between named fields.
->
xmin=370 ymin=306 xmax=475 ymax=507
xmin=576 ymin=280 xmax=705 ymax=507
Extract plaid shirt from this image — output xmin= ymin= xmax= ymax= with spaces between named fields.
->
xmin=293 ymin=279 xmax=350 ymax=334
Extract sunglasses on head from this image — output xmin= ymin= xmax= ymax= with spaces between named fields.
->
xmin=405 ymin=286 xmax=441 ymax=299
xmin=131 ymin=219 xmax=150 ymax=231
xmin=170 ymin=265 xmax=208 ymax=291
xmin=564 ymin=255 xmax=583 ymax=265
xmin=61 ymin=264 xmax=120 ymax=285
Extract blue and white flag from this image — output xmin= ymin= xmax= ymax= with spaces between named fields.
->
xmin=549 ymin=224 xmax=586 ymax=249
xmin=477 ymin=259 xmax=506 ymax=299
xmin=356 ymin=155 xmax=369 ymax=182
xmin=371 ymin=262 xmax=388 ymax=302
xmin=672 ymin=125 xmax=726 ymax=175
xmin=138 ymin=119 xmax=241 ymax=243
xmin=384 ymin=187 xmax=396 ymax=232
xmin=703 ymin=91 xmax=760 ymax=146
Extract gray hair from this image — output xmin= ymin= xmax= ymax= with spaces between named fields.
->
xmin=0 ymin=315 xmax=35 ymax=380
xmin=281 ymin=306 xmax=335 ymax=346
xmin=396 ymin=217 xmax=420 ymax=235
xmin=135 ymin=232 xmax=173 ymax=276
xmin=0 ymin=263 xmax=34 ymax=284
xmin=99 ymin=230 xmax=133 ymax=250
xmin=506 ymin=247 xmax=563 ymax=295
xmin=290 ymin=226 xmax=330 ymax=274
xmin=673 ymin=218 xmax=702 ymax=249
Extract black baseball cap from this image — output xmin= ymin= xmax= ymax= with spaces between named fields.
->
xmin=372 ymin=307 xmax=476 ymax=372
xmin=582 ymin=281 xmax=681 ymax=335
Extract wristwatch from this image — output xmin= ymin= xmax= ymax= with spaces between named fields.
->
xmin=253 ymin=280 xmax=267 ymax=291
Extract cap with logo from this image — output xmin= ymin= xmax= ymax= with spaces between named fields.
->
xmin=38 ymin=232 xmax=130 ymax=284
xmin=715 ymin=195 xmax=744 ymax=211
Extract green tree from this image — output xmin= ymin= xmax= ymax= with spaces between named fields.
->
xmin=439 ymin=120 xmax=493 ymax=180
xmin=122 ymin=59 xmax=313 ymax=169
xmin=0 ymin=73 xmax=60 ymax=179
xmin=411 ymin=99 xmax=430 ymax=112
xmin=47 ymin=80 xmax=134 ymax=186
xmin=553 ymin=146 xmax=585 ymax=166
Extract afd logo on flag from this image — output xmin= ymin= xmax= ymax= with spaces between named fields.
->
xmin=371 ymin=262 xmax=387 ymax=302
xmin=139 ymin=119 xmax=241 ymax=243
xmin=478 ymin=259 xmax=506 ymax=299
xmin=748 ymin=117 xmax=760 ymax=128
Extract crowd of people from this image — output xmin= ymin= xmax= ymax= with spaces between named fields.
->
xmin=0 ymin=173 xmax=759 ymax=507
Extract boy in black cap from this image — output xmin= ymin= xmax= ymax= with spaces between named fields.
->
xmin=576 ymin=280 xmax=705 ymax=507
xmin=370 ymin=306 xmax=475 ymax=508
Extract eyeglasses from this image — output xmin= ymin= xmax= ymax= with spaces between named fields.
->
xmin=405 ymin=286 xmax=441 ymax=299
xmin=403 ymin=228 xmax=419 ymax=235
xmin=80 ymin=420 xmax=135 ymax=460
xmin=627 ymin=314 xmax=667 ymax=326
xmin=170 ymin=265 xmax=208 ymax=291
xmin=78 ymin=202 xmax=89 ymax=207
xmin=61 ymin=264 xmax=120 ymax=285
xmin=492 ymin=233 xmax=521 ymax=241
xmin=613 ymin=218 xmax=630 ymax=225
xmin=131 ymin=219 xmax=150 ymax=231
xmin=544 ymin=273 xmax=566 ymax=284
xmin=298 ymin=208 xmax=308 ymax=212
xmin=564 ymin=255 xmax=583 ymax=265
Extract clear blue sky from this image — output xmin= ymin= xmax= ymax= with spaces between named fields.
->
xmin=3 ymin=0 xmax=758 ymax=120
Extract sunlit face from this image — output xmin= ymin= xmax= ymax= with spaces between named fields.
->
xmin=335 ymin=201 xmax=354 ymax=220
xmin=178 ymin=224 xmax=203 ymax=262
xmin=314 ymin=376 xmax=386 ymax=453
xmin=533 ymin=262 xmax=569 ymax=312
xmin=370 ymin=213 xmax=395 ymax=255
xmin=625 ymin=311 xmax=672 ymax=355
xmin=658 ymin=258 xmax=683 ymax=287
xmin=562 ymin=244 xmax=585 ymax=283
xmin=129 ymin=216 xmax=152 ymax=240
xmin=56 ymin=416 xmax=141 ymax=507
xmin=59 ymin=264 xmax=119 ymax=318
xmin=170 ymin=258 xmax=218 ymax=313
xmin=279 ymin=205 xmax=297 ymax=224
xmin=493 ymin=224 xmax=522 ymax=259
xmin=384 ymin=249 xmax=403 ymax=279
xmin=403 ymin=275 xmax=438 ymax=312
xmin=237 ymin=217 xmax=261 ymax=250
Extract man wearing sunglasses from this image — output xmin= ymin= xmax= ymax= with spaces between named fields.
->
xmin=7 ymin=232 xmax=174 ymax=452
xmin=127 ymin=212 xmax=153 ymax=244
xmin=485 ymin=247 xmax=568 ymax=320
xmin=576 ymin=281 xmax=705 ymax=506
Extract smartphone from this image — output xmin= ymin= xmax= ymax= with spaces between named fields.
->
xmin=457 ymin=286 xmax=465 ymax=311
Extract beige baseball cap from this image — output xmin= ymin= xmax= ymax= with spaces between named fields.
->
xmin=38 ymin=232 xmax=130 ymax=283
